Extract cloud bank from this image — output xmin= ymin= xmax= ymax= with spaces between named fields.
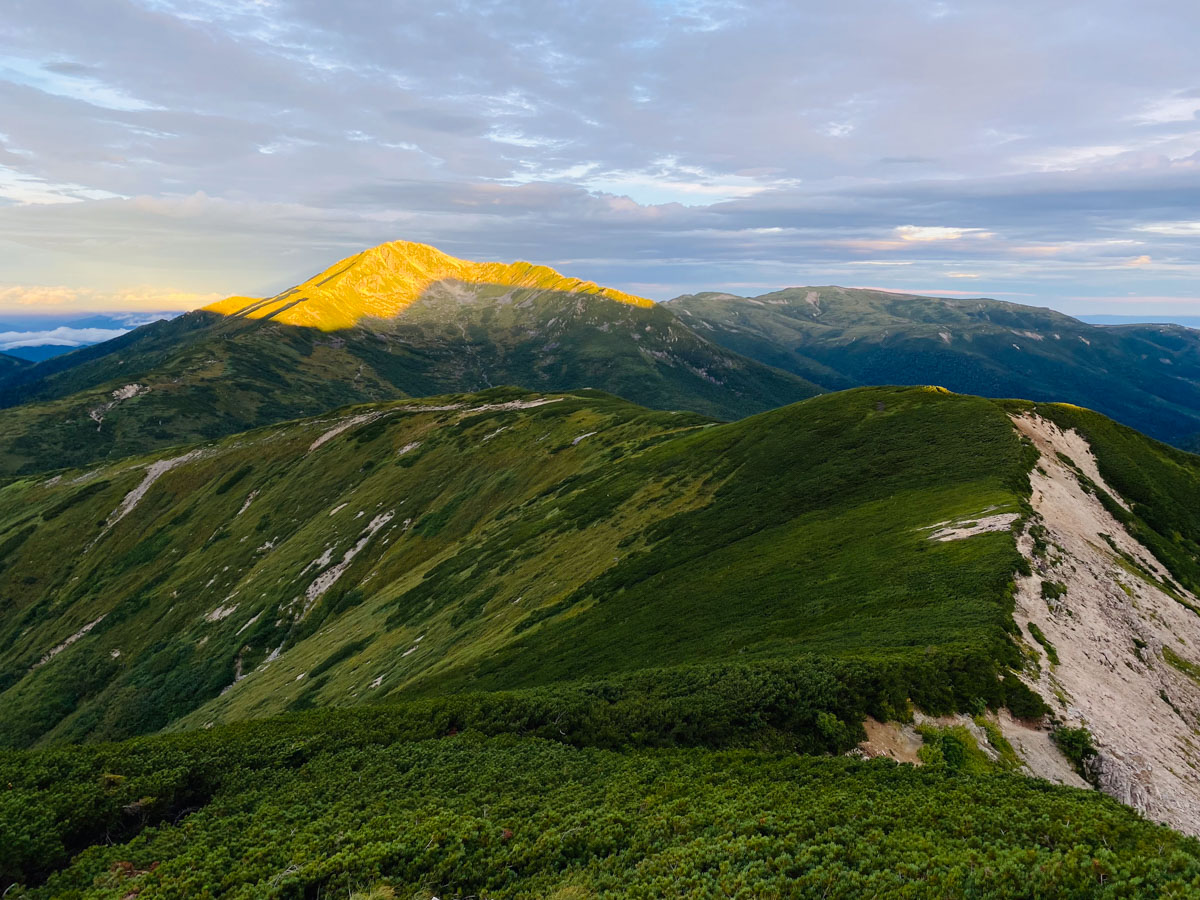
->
xmin=1 ymin=0 xmax=1198 ymax=314
xmin=0 ymin=325 xmax=130 ymax=350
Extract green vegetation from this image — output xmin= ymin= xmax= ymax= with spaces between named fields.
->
xmin=0 ymin=350 xmax=30 ymax=377
xmin=4 ymin=717 xmax=1199 ymax=898
xmin=916 ymin=723 xmax=998 ymax=774
xmin=1026 ymin=621 xmax=1061 ymax=665
xmin=0 ymin=279 xmax=817 ymax=475
xmin=8 ymin=258 xmax=1200 ymax=895
xmin=1053 ymin=725 xmax=1099 ymax=781
xmin=1041 ymin=580 xmax=1068 ymax=602
xmin=3 ymin=381 xmax=1200 ymax=893
xmin=0 ymin=385 xmax=1045 ymax=749
xmin=974 ymin=715 xmax=1024 ymax=770
xmin=671 ymin=286 xmax=1200 ymax=447
xmin=1163 ymin=646 xmax=1200 ymax=684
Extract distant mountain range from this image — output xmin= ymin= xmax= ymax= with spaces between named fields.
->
xmin=1 ymin=245 xmax=1198 ymax=479
xmin=1 ymin=248 xmax=1197 ymax=479
xmin=1079 ymin=314 xmax=1200 ymax=329
xmin=670 ymin=286 xmax=1200 ymax=447
xmin=0 ymin=242 xmax=816 ymax=475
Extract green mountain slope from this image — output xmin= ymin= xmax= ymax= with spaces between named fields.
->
xmin=0 ymin=244 xmax=817 ymax=476
xmin=0 ymin=385 xmax=1040 ymax=750
xmin=0 ymin=351 xmax=30 ymax=379
xmin=6 ymin=385 xmax=1200 ymax=894
xmin=670 ymin=287 xmax=1200 ymax=447
xmin=7 ymin=383 xmax=1200 ymax=752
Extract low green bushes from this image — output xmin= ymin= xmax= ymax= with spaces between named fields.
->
xmin=5 ymin=732 xmax=1199 ymax=898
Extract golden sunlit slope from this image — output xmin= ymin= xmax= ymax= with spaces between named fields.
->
xmin=205 ymin=240 xmax=655 ymax=331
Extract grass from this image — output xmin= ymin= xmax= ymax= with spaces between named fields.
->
xmin=1041 ymin=580 xmax=1067 ymax=603
xmin=423 ymin=388 xmax=1032 ymax=698
xmin=1163 ymin=646 xmax=1200 ymax=685
xmin=1026 ymin=622 xmax=1061 ymax=666
xmin=916 ymin=724 xmax=999 ymax=774
xmin=975 ymin=714 xmax=1024 ymax=770
xmin=0 ymin=386 xmax=1050 ymax=750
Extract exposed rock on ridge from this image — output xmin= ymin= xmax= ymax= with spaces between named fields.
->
xmin=1010 ymin=412 xmax=1200 ymax=835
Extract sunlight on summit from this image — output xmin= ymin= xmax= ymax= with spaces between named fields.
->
xmin=205 ymin=240 xmax=655 ymax=331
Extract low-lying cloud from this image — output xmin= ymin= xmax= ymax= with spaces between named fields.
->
xmin=0 ymin=326 xmax=129 ymax=350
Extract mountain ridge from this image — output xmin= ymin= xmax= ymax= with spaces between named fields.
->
xmin=204 ymin=239 xmax=655 ymax=331
xmin=0 ymin=243 xmax=818 ymax=475
xmin=0 ymin=351 xmax=30 ymax=374
xmin=670 ymin=285 xmax=1200 ymax=446
xmin=5 ymin=383 xmax=1200 ymax=893
xmin=5 ymin=382 xmax=1200 ymax=838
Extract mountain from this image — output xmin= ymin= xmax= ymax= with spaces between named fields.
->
xmin=2 ymin=346 xmax=77 ymax=363
xmin=0 ymin=242 xmax=817 ymax=476
xmin=670 ymin=287 xmax=1200 ymax=447
xmin=5 ymin=382 xmax=1200 ymax=841
xmin=0 ymin=351 xmax=30 ymax=375
xmin=6 ymin=384 xmax=1200 ymax=893
xmin=7 ymin=267 xmax=1200 ymax=895
xmin=0 ymin=385 xmax=1024 ymax=748
xmin=205 ymin=239 xmax=657 ymax=330
xmin=1080 ymin=314 xmax=1200 ymax=329
xmin=0 ymin=313 xmax=169 ymax=364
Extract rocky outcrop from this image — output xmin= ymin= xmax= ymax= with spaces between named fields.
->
xmin=1009 ymin=412 xmax=1200 ymax=835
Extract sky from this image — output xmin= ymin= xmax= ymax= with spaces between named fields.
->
xmin=1 ymin=0 xmax=1199 ymax=316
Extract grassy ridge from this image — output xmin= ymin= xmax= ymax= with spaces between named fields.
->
xmin=5 ymin=387 xmax=1200 ymax=893
xmin=0 ymin=388 xmax=709 ymax=747
xmin=0 ymin=386 xmax=1043 ymax=750
xmin=420 ymin=387 xmax=1033 ymax=696
xmin=0 ymin=351 xmax=30 ymax=375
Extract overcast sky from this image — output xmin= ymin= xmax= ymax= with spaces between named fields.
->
xmin=1 ymin=0 xmax=1199 ymax=314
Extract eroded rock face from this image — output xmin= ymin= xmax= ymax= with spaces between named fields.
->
xmin=1088 ymin=750 xmax=1160 ymax=815
xmin=1010 ymin=413 xmax=1200 ymax=835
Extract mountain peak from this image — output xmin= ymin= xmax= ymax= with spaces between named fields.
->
xmin=205 ymin=239 xmax=654 ymax=331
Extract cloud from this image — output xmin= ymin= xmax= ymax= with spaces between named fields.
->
xmin=1132 ymin=92 xmax=1200 ymax=125
xmin=895 ymin=226 xmax=989 ymax=243
xmin=1136 ymin=221 xmax=1200 ymax=236
xmin=0 ymin=54 xmax=159 ymax=112
xmin=0 ymin=0 xmax=1196 ymax=312
xmin=0 ymin=284 xmax=221 ymax=312
xmin=0 ymin=325 xmax=130 ymax=350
